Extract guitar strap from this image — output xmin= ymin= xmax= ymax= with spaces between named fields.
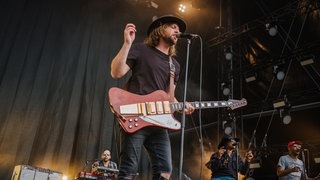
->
xmin=168 ymin=56 xmax=175 ymax=102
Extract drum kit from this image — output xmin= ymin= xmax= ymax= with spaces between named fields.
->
xmin=77 ymin=166 xmax=119 ymax=180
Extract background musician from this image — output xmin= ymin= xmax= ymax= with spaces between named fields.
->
xmin=206 ymin=135 xmax=253 ymax=180
xmin=277 ymin=140 xmax=320 ymax=180
xmin=92 ymin=148 xmax=118 ymax=176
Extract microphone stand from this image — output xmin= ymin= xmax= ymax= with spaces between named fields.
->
xmin=178 ymin=38 xmax=192 ymax=180
xmin=82 ymin=159 xmax=97 ymax=179
xmin=82 ymin=160 xmax=89 ymax=179
xmin=235 ymin=143 xmax=239 ymax=180
xmin=301 ymin=149 xmax=309 ymax=179
xmin=301 ymin=150 xmax=307 ymax=179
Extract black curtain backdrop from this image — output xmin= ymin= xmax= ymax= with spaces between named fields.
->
xmin=0 ymin=0 xmax=154 ymax=179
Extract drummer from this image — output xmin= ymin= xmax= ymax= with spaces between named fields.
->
xmin=92 ymin=148 xmax=118 ymax=176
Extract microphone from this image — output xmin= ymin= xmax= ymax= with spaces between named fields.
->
xmin=298 ymin=148 xmax=308 ymax=152
xmin=86 ymin=158 xmax=100 ymax=162
xmin=177 ymin=33 xmax=199 ymax=39
xmin=232 ymin=142 xmax=239 ymax=146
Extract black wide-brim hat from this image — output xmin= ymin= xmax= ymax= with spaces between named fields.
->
xmin=218 ymin=135 xmax=240 ymax=149
xmin=147 ymin=15 xmax=186 ymax=36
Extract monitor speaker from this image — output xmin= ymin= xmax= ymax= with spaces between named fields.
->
xmin=11 ymin=165 xmax=62 ymax=180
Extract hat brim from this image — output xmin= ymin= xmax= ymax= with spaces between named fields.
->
xmin=288 ymin=140 xmax=303 ymax=148
xmin=218 ymin=135 xmax=239 ymax=149
xmin=147 ymin=15 xmax=186 ymax=36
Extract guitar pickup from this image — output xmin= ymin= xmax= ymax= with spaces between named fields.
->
xmin=138 ymin=103 xmax=146 ymax=116
xmin=156 ymin=101 xmax=164 ymax=114
xmin=120 ymin=103 xmax=145 ymax=115
xmin=146 ymin=102 xmax=156 ymax=115
xmin=163 ymin=101 xmax=171 ymax=114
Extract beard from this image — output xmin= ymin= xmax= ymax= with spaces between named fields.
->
xmin=163 ymin=35 xmax=176 ymax=46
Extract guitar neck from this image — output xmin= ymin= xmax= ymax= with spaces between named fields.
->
xmin=170 ymin=101 xmax=232 ymax=111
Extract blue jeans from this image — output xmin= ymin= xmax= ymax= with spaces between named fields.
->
xmin=212 ymin=177 xmax=235 ymax=180
xmin=118 ymin=127 xmax=172 ymax=180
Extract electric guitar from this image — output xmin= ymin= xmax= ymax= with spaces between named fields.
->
xmin=108 ymin=87 xmax=247 ymax=133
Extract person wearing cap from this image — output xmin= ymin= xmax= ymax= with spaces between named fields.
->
xmin=206 ymin=135 xmax=253 ymax=180
xmin=277 ymin=140 xmax=320 ymax=180
xmin=277 ymin=140 xmax=304 ymax=179
xmin=110 ymin=15 xmax=194 ymax=180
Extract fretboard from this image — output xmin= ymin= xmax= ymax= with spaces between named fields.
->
xmin=170 ymin=101 xmax=233 ymax=111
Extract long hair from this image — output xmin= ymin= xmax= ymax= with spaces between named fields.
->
xmin=144 ymin=23 xmax=177 ymax=57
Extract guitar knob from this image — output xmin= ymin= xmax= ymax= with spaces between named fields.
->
xmin=128 ymin=125 xmax=132 ymax=129
xmin=134 ymin=118 xmax=138 ymax=122
xmin=128 ymin=118 xmax=133 ymax=122
xmin=134 ymin=123 xmax=138 ymax=127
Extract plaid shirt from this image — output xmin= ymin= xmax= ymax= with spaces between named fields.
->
xmin=92 ymin=160 xmax=118 ymax=173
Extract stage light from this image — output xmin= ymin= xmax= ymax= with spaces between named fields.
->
xmin=222 ymin=120 xmax=232 ymax=135
xmin=223 ymin=88 xmax=230 ymax=96
xmin=221 ymin=82 xmax=230 ymax=96
xmin=279 ymin=108 xmax=291 ymax=124
xmin=273 ymin=65 xmax=285 ymax=80
xmin=222 ymin=113 xmax=235 ymax=135
xmin=266 ymin=23 xmax=278 ymax=36
xmin=282 ymin=114 xmax=292 ymax=124
xmin=224 ymin=47 xmax=233 ymax=60
xmin=244 ymin=73 xmax=257 ymax=83
xmin=276 ymin=71 xmax=285 ymax=80
xmin=273 ymin=98 xmax=286 ymax=109
xmin=225 ymin=52 xmax=232 ymax=60
xmin=150 ymin=1 xmax=158 ymax=8
xmin=224 ymin=126 xmax=232 ymax=135
xmin=276 ymin=97 xmax=292 ymax=124
xmin=315 ymin=157 xmax=320 ymax=163
xmin=62 ymin=175 xmax=68 ymax=180
xmin=146 ymin=1 xmax=158 ymax=8
xmin=179 ymin=4 xmax=186 ymax=12
xmin=300 ymin=57 xmax=314 ymax=66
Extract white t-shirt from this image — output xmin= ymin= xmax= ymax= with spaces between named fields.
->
xmin=278 ymin=155 xmax=305 ymax=180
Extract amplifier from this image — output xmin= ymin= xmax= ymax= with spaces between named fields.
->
xmin=11 ymin=165 xmax=62 ymax=180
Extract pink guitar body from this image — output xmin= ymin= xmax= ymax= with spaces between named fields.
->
xmin=108 ymin=87 xmax=247 ymax=133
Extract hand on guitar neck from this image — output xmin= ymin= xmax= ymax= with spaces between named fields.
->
xmin=173 ymin=99 xmax=194 ymax=115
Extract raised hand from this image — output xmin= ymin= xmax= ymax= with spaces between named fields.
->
xmin=124 ymin=23 xmax=136 ymax=45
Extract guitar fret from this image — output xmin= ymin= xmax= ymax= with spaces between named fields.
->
xmin=179 ymin=103 xmax=183 ymax=110
xmin=172 ymin=103 xmax=178 ymax=111
xmin=178 ymin=101 xmax=233 ymax=109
